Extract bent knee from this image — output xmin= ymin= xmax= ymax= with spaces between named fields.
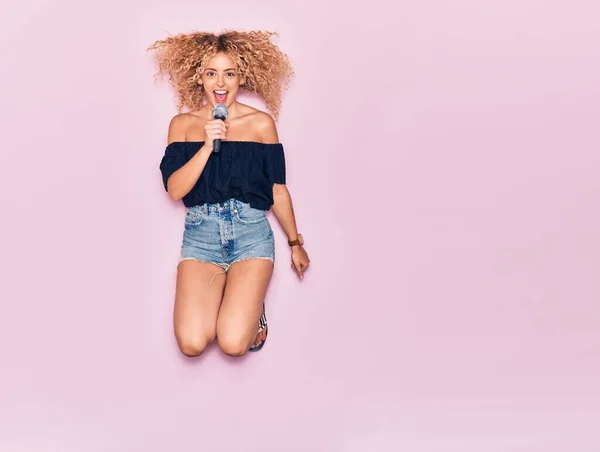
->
xmin=218 ymin=335 xmax=250 ymax=357
xmin=177 ymin=333 xmax=216 ymax=357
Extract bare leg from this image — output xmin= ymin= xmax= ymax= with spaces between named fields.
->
xmin=216 ymin=259 xmax=273 ymax=356
xmin=174 ymin=260 xmax=227 ymax=357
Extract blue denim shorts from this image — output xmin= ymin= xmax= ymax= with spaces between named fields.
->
xmin=177 ymin=198 xmax=275 ymax=273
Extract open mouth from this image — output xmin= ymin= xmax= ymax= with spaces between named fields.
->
xmin=214 ymin=90 xmax=228 ymax=103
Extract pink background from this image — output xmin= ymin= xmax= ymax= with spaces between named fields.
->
xmin=2 ymin=0 xmax=600 ymax=450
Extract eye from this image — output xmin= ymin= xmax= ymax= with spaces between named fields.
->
xmin=205 ymin=71 xmax=215 ymax=77
xmin=226 ymin=72 xmax=236 ymax=77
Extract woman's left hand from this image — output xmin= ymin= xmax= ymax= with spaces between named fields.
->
xmin=291 ymin=246 xmax=310 ymax=280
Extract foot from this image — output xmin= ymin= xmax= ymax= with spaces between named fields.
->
xmin=248 ymin=304 xmax=267 ymax=352
xmin=250 ymin=326 xmax=267 ymax=349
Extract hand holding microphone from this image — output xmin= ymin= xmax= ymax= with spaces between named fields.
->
xmin=204 ymin=103 xmax=228 ymax=153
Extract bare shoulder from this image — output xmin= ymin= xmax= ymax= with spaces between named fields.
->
xmin=167 ymin=113 xmax=193 ymax=144
xmin=250 ymin=110 xmax=279 ymax=144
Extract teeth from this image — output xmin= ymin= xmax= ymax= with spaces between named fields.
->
xmin=215 ymin=90 xmax=228 ymax=94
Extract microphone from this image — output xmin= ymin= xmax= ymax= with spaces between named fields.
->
xmin=212 ymin=103 xmax=228 ymax=153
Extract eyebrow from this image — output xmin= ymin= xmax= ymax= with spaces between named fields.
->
xmin=205 ymin=68 xmax=237 ymax=71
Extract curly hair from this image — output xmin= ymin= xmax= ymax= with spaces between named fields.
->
xmin=147 ymin=30 xmax=294 ymax=120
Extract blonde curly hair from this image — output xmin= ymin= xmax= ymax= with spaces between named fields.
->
xmin=147 ymin=30 xmax=294 ymax=120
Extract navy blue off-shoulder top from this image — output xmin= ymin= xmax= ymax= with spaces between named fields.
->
xmin=159 ymin=141 xmax=286 ymax=210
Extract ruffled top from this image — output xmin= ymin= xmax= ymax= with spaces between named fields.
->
xmin=159 ymin=141 xmax=286 ymax=210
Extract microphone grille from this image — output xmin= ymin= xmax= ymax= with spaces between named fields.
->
xmin=213 ymin=103 xmax=228 ymax=119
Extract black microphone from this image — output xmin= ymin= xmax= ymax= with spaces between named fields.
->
xmin=212 ymin=103 xmax=228 ymax=153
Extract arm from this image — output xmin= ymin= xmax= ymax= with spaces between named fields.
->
xmin=165 ymin=114 xmax=214 ymax=202
xmin=258 ymin=113 xmax=310 ymax=279
xmin=272 ymin=184 xmax=300 ymax=244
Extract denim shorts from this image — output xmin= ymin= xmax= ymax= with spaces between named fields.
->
xmin=177 ymin=198 xmax=275 ymax=274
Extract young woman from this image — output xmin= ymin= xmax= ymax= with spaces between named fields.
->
xmin=148 ymin=30 xmax=310 ymax=357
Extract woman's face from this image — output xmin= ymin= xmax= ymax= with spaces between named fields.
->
xmin=201 ymin=52 xmax=242 ymax=109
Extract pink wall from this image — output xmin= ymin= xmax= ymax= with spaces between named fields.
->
xmin=1 ymin=0 xmax=600 ymax=450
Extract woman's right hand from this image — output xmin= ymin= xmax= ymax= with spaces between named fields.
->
xmin=204 ymin=119 xmax=229 ymax=150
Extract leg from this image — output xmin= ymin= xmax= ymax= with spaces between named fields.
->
xmin=174 ymin=260 xmax=227 ymax=357
xmin=216 ymin=258 xmax=273 ymax=357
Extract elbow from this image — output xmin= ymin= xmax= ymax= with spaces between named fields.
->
xmin=166 ymin=182 xmax=183 ymax=202
xmin=272 ymin=187 xmax=290 ymax=210
xmin=168 ymin=189 xmax=183 ymax=202
xmin=165 ymin=175 xmax=182 ymax=202
xmin=273 ymin=183 xmax=289 ymax=200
